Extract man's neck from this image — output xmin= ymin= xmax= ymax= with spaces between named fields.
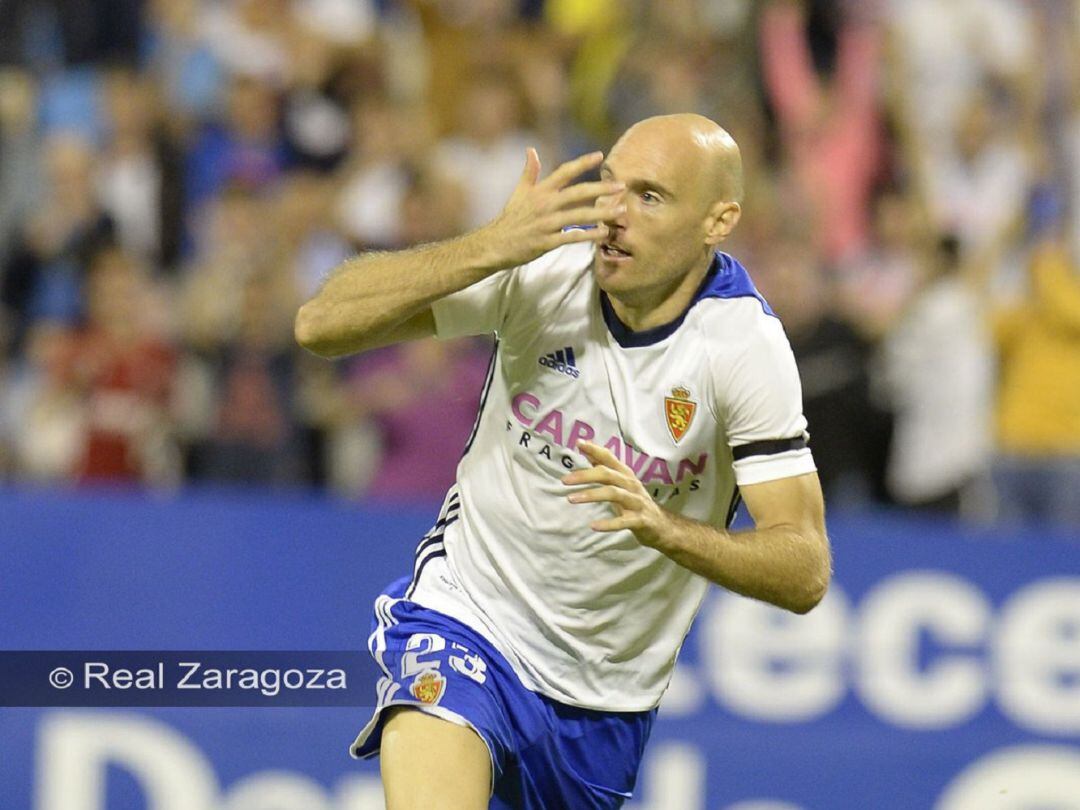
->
xmin=607 ymin=252 xmax=714 ymax=332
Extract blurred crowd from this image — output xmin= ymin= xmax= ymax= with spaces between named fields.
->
xmin=0 ymin=0 xmax=1078 ymax=528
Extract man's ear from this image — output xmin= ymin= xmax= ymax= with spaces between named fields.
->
xmin=704 ymin=201 xmax=742 ymax=245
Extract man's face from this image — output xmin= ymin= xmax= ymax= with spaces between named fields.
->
xmin=594 ymin=127 xmax=713 ymax=303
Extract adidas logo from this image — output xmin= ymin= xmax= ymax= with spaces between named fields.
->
xmin=538 ymin=347 xmax=580 ymax=378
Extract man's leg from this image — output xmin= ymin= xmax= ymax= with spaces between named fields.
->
xmin=380 ymin=706 xmax=492 ymax=810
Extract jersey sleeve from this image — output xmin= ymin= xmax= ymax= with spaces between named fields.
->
xmin=430 ymin=243 xmax=592 ymax=341
xmin=430 ymin=269 xmax=518 ymax=340
xmin=717 ymin=317 xmax=816 ymax=486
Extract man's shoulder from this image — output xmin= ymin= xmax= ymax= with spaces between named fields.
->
xmin=698 ymin=252 xmax=775 ymax=314
xmin=690 ymin=253 xmax=784 ymax=344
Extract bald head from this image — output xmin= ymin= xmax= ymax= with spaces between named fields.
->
xmin=614 ymin=114 xmax=743 ymax=206
xmin=594 ymin=115 xmax=744 ymax=314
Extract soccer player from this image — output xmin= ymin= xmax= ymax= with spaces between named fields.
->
xmin=296 ymin=114 xmax=831 ymax=810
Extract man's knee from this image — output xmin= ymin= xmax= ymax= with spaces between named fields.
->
xmin=380 ymin=707 xmax=492 ymax=810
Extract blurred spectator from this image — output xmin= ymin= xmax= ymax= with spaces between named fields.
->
xmin=990 ymin=236 xmax=1080 ymax=527
xmin=59 ymin=247 xmax=178 ymax=486
xmin=879 ymin=234 xmax=995 ymax=515
xmin=396 ymin=162 xmax=469 ymax=247
xmin=606 ymin=3 xmax=716 ymax=132
xmin=760 ymin=0 xmax=882 ymax=262
xmin=754 ymin=237 xmax=892 ymax=507
xmin=97 ymin=69 xmax=186 ymax=271
xmin=1 ymin=133 xmax=114 ymax=357
xmin=516 ymin=42 xmax=597 ymax=165
xmin=279 ymin=27 xmax=355 ymax=172
xmin=343 ymin=336 xmax=493 ymax=500
xmin=410 ymin=0 xmax=532 ymax=133
xmin=145 ymin=0 xmax=226 ymax=128
xmin=275 ymin=171 xmax=351 ymax=301
xmin=181 ymin=185 xmax=273 ymax=353
xmin=336 ymin=98 xmax=432 ymax=249
xmin=922 ymin=89 xmax=1034 ymax=264
xmin=835 ymin=189 xmax=923 ymax=339
xmin=435 ymin=72 xmax=538 ymax=229
xmin=190 ymin=274 xmax=304 ymax=486
xmin=0 ymin=321 xmax=85 ymax=482
xmin=185 ymin=75 xmax=287 ymax=209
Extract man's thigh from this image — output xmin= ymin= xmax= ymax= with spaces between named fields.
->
xmin=380 ymin=706 xmax=492 ymax=810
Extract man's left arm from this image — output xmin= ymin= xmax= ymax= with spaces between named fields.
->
xmin=563 ymin=442 xmax=831 ymax=614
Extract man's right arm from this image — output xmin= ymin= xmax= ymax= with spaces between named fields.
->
xmin=294 ymin=150 xmax=624 ymax=358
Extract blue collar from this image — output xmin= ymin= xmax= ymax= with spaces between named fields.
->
xmin=600 ymin=252 xmax=775 ymax=348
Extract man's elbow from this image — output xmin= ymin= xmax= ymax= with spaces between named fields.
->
xmin=294 ymin=302 xmax=336 ymax=357
xmin=787 ymin=573 xmax=830 ymax=614
xmin=294 ymin=301 xmax=316 ymax=345
xmin=787 ymin=534 xmax=832 ymax=614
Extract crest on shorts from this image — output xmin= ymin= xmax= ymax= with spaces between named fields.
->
xmin=664 ymin=386 xmax=697 ymax=444
xmin=409 ymin=669 xmax=446 ymax=705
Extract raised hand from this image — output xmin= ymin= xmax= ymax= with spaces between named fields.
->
xmin=481 ymin=149 xmax=626 ymax=269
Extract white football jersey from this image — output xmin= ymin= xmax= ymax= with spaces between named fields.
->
xmin=407 ymin=242 xmax=816 ymax=711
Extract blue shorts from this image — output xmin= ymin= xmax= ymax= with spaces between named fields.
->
xmin=351 ymin=577 xmax=655 ymax=810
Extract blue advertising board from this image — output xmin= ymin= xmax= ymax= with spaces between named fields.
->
xmin=1 ymin=486 xmax=1078 ymax=809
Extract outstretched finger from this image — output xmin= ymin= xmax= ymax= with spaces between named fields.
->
xmin=590 ymin=514 xmax=640 ymax=533
xmin=541 ymin=151 xmax=604 ymax=190
xmin=555 ymin=180 xmax=625 ymax=208
xmin=579 ymin=441 xmax=632 ymax=473
xmin=567 ymin=485 xmax=639 ymax=508
xmin=550 ymin=203 xmax=623 ymax=231
xmin=562 ymin=465 xmax=624 ymax=487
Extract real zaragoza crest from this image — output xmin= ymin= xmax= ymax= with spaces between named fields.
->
xmin=409 ymin=669 xmax=446 ymax=705
xmin=664 ymin=386 xmax=697 ymax=444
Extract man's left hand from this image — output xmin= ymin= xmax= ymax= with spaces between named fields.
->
xmin=561 ymin=441 xmax=670 ymax=548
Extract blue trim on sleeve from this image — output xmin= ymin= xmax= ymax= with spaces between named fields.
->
xmin=600 ymin=252 xmax=776 ymax=348
xmin=698 ymin=252 xmax=776 ymax=317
